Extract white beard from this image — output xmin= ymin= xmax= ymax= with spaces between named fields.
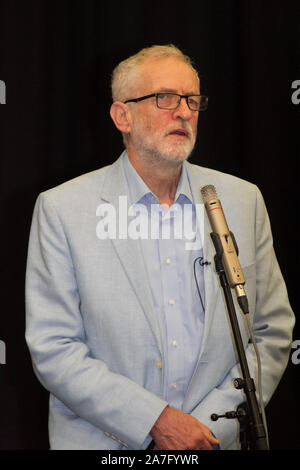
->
xmin=129 ymin=121 xmax=197 ymax=167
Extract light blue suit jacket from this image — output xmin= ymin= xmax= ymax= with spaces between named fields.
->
xmin=25 ymin=153 xmax=295 ymax=450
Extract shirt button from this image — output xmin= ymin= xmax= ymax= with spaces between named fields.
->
xmin=169 ymin=299 xmax=175 ymax=305
xmin=172 ymin=340 xmax=178 ymax=347
xmin=172 ymin=383 xmax=177 ymax=389
xmin=165 ymin=258 xmax=171 ymax=264
xmin=155 ymin=360 xmax=163 ymax=369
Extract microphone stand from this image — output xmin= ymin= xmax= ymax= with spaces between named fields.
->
xmin=209 ymin=232 xmax=268 ymax=450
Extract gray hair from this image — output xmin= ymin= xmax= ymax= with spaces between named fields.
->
xmin=111 ymin=44 xmax=199 ymax=102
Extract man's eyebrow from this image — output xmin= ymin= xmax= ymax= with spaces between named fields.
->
xmin=156 ymin=88 xmax=178 ymax=93
xmin=155 ymin=87 xmax=199 ymax=95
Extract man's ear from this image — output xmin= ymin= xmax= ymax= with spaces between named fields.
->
xmin=110 ymin=101 xmax=131 ymax=134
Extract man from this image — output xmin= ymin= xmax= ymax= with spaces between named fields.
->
xmin=25 ymin=45 xmax=294 ymax=450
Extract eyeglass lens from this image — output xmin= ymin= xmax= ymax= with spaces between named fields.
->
xmin=157 ymin=93 xmax=207 ymax=111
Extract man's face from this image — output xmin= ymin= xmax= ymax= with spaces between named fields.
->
xmin=126 ymin=56 xmax=200 ymax=165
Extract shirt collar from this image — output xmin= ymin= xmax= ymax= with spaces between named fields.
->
xmin=122 ymin=151 xmax=194 ymax=206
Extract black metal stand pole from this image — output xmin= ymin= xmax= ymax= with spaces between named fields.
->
xmin=210 ymin=232 xmax=268 ymax=450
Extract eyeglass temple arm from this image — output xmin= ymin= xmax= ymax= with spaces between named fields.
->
xmin=124 ymin=94 xmax=156 ymax=104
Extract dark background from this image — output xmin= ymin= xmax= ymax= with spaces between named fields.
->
xmin=0 ymin=0 xmax=299 ymax=450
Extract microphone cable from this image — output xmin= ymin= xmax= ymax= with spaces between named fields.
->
xmin=244 ymin=313 xmax=270 ymax=449
xmin=193 ymin=256 xmax=211 ymax=312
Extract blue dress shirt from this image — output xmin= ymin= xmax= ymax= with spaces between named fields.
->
xmin=123 ymin=153 xmax=206 ymax=411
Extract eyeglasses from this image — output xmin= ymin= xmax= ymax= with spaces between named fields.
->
xmin=124 ymin=93 xmax=208 ymax=111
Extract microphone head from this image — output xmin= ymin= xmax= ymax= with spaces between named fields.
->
xmin=200 ymin=185 xmax=218 ymax=203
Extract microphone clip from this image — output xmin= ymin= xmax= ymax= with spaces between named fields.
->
xmin=198 ymin=257 xmax=211 ymax=266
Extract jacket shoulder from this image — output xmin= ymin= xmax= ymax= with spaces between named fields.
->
xmin=187 ymin=162 xmax=259 ymax=199
xmin=38 ymin=164 xmax=112 ymax=209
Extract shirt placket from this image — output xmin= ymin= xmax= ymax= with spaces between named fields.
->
xmin=158 ymin=207 xmax=185 ymax=409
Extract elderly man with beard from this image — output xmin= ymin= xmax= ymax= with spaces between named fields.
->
xmin=25 ymin=45 xmax=294 ymax=451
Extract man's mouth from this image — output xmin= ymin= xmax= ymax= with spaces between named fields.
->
xmin=168 ymin=128 xmax=189 ymax=138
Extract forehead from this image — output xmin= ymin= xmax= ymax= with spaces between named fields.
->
xmin=135 ymin=56 xmax=200 ymax=95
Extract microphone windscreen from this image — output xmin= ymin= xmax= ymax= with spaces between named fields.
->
xmin=200 ymin=185 xmax=218 ymax=203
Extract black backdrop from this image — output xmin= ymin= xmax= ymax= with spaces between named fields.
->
xmin=0 ymin=0 xmax=299 ymax=450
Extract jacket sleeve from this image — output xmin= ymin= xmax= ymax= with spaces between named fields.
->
xmin=190 ymin=186 xmax=295 ymax=449
xmin=25 ymin=192 xmax=167 ymax=450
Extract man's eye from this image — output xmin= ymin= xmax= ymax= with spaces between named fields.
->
xmin=188 ymin=98 xmax=197 ymax=106
xmin=158 ymin=94 xmax=169 ymax=100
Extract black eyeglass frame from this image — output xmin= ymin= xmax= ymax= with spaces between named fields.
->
xmin=124 ymin=92 xmax=208 ymax=111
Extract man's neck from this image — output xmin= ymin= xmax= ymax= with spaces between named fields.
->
xmin=127 ymin=151 xmax=183 ymax=207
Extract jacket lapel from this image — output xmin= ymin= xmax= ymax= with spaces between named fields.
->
xmin=186 ymin=163 xmax=221 ymax=362
xmin=98 ymin=154 xmax=165 ymax=356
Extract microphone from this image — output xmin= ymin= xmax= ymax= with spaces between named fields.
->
xmin=201 ymin=185 xmax=249 ymax=314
